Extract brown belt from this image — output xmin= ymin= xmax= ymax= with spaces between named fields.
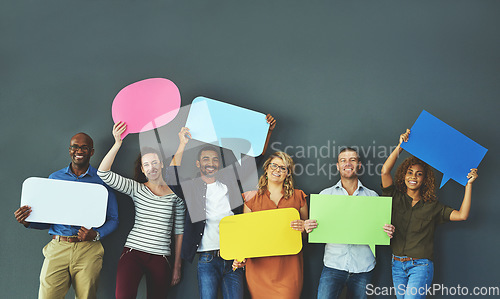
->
xmin=53 ymin=235 xmax=82 ymax=242
xmin=393 ymin=256 xmax=420 ymax=262
xmin=201 ymin=250 xmax=221 ymax=257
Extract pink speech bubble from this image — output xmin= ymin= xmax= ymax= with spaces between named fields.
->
xmin=112 ymin=78 xmax=181 ymax=138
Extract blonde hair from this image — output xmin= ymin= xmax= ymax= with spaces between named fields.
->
xmin=258 ymin=152 xmax=295 ymax=199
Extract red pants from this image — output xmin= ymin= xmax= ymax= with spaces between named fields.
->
xmin=115 ymin=247 xmax=172 ymax=299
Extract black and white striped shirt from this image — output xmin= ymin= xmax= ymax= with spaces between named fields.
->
xmin=98 ymin=170 xmax=185 ymax=256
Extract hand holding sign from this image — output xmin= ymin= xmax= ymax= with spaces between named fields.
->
xmin=401 ymin=110 xmax=487 ymax=188
xmin=219 ymin=208 xmax=302 ymax=262
xmin=112 ymin=121 xmax=127 ymax=142
xmin=14 ymin=205 xmax=32 ymax=227
xmin=112 ymin=78 xmax=181 ymax=139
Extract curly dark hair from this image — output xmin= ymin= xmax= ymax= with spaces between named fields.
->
xmin=394 ymin=156 xmax=437 ymax=202
xmin=134 ymin=147 xmax=164 ymax=183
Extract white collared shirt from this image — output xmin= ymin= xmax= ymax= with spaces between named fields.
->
xmin=320 ymin=179 xmax=379 ymax=273
xmin=198 ymin=181 xmax=234 ymax=252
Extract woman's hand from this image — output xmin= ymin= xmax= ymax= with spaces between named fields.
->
xmin=290 ymin=219 xmax=305 ymax=232
xmin=178 ymin=127 xmax=191 ymax=146
xmin=399 ymin=129 xmax=410 ymax=146
xmin=266 ymin=114 xmax=276 ymax=131
xmin=381 ymin=129 xmax=409 ymax=188
xmin=467 ymin=168 xmax=478 ymax=185
xmin=232 ymin=259 xmax=246 ymax=271
xmin=450 ymin=168 xmax=478 ymax=221
xmin=113 ymin=122 xmax=127 ymax=144
xmin=383 ymin=224 xmax=396 ymax=239
xmin=171 ymin=265 xmax=181 ymax=286
xmin=99 ymin=122 xmax=126 ymax=171
xmin=304 ymin=219 xmax=317 ymax=233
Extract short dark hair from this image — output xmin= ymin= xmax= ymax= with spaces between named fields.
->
xmin=70 ymin=132 xmax=94 ymax=149
xmin=197 ymin=146 xmax=220 ymax=161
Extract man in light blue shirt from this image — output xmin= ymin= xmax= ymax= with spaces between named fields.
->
xmin=312 ymin=147 xmax=393 ymax=299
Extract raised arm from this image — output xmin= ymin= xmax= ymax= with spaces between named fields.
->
xmin=381 ymin=129 xmax=410 ymax=188
xmin=98 ymin=122 xmax=126 ymax=171
xmin=450 ymin=169 xmax=478 ymax=221
xmin=261 ymin=114 xmax=277 ymax=155
xmin=170 ymin=127 xmax=191 ymax=166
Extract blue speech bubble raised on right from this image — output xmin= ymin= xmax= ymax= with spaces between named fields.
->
xmin=401 ymin=110 xmax=487 ymax=188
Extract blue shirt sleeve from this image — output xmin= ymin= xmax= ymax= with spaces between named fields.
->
xmin=28 ymin=222 xmax=51 ymax=230
xmin=94 ymin=185 xmax=119 ymax=238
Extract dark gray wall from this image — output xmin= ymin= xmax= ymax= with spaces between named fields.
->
xmin=2 ymin=1 xmax=498 ymax=298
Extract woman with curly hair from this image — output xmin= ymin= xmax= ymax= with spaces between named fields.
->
xmin=381 ymin=129 xmax=478 ymax=299
xmin=232 ymin=151 xmax=313 ymax=299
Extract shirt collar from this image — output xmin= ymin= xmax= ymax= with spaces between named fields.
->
xmin=64 ymin=163 xmax=93 ymax=178
xmin=334 ymin=179 xmax=365 ymax=192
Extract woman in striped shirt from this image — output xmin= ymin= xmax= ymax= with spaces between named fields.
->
xmin=98 ymin=121 xmax=185 ymax=299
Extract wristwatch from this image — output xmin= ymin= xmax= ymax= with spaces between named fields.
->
xmin=93 ymin=230 xmax=101 ymax=242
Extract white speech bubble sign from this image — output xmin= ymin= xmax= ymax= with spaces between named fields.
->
xmin=20 ymin=177 xmax=108 ymax=228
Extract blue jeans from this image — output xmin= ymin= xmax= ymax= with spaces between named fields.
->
xmin=197 ymin=252 xmax=244 ymax=299
xmin=317 ymin=266 xmax=373 ymax=299
xmin=392 ymin=256 xmax=434 ymax=299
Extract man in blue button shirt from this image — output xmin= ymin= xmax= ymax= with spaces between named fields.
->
xmin=14 ymin=132 xmax=119 ymax=299
xmin=308 ymin=147 xmax=394 ymax=299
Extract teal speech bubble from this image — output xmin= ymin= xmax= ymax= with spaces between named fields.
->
xmin=185 ymin=96 xmax=270 ymax=162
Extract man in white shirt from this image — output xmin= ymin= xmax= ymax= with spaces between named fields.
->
xmin=167 ymin=132 xmax=246 ymax=299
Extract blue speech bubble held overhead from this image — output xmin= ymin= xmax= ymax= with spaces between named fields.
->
xmin=401 ymin=110 xmax=487 ymax=188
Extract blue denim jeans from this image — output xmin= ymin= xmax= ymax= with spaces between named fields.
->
xmin=197 ymin=252 xmax=244 ymax=299
xmin=392 ymin=256 xmax=434 ymax=299
xmin=317 ymin=265 xmax=373 ymax=299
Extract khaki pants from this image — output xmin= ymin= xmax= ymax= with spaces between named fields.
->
xmin=39 ymin=239 xmax=104 ymax=299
